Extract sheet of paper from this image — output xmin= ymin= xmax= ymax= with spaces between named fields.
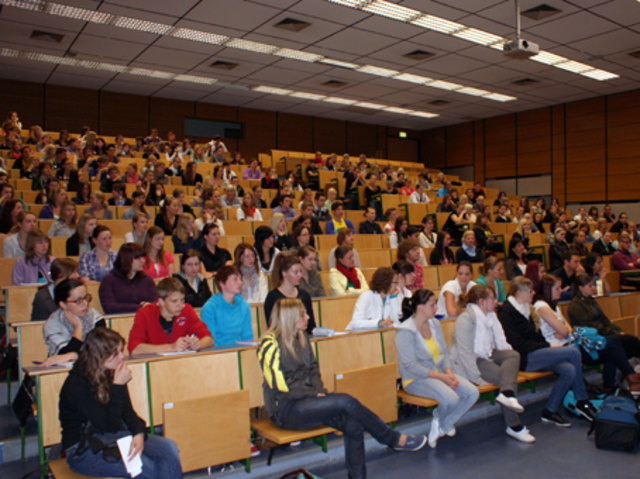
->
xmin=157 ymin=349 xmax=197 ymax=356
xmin=116 ymin=435 xmax=143 ymax=478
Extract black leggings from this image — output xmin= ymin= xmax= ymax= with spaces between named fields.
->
xmin=617 ymin=334 xmax=640 ymax=360
xmin=581 ymin=335 xmax=634 ymax=388
xmin=274 ymin=393 xmax=399 ymax=479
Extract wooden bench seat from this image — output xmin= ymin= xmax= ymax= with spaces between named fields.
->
xmin=397 ymin=390 xmax=438 ymax=409
xmin=251 ymin=419 xmax=335 ymax=445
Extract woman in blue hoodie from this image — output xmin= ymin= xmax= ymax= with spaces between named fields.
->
xmin=200 ymin=265 xmax=253 ymax=346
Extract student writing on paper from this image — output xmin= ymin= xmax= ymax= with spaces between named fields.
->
xmin=59 ymin=328 xmax=182 ymax=478
xmin=128 ymin=277 xmax=213 ymax=355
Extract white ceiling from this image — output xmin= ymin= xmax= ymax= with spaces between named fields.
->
xmin=0 ymin=0 xmax=638 ymax=130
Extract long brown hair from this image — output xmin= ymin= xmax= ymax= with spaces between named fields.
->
xmin=144 ymin=226 xmax=167 ymax=268
xmin=76 ymin=328 xmax=124 ymax=405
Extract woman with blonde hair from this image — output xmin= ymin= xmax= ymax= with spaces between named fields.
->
xmin=268 ymin=212 xmax=292 ymax=251
xmin=143 ymin=226 xmax=174 ymax=280
xmin=236 ymin=192 xmax=263 ymax=221
xmin=66 ymin=213 xmax=97 ymax=256
xmin=171 ymin=212 xmax=202 ymax=254
xmin=86 ymin=191 xmax=113 ymax=220
xmin=475 ymin=257 xmax=506 ymax=303
xmin=195 ymin=199 xmax=225 ymax=235
xmin=48 ymin=201 xmax=77 ymax=238
xmin=233 ymin=243 xmax=268 ymax=303
xmin=297 ymin=246 xmax=325 ymax=298
xmin=124 ymin=212 xmax=149 ymax=247
xmin=259 ymin=299 xmax=426 ymax=479
xmin=12 ymin=229 xmax=54 ymax=285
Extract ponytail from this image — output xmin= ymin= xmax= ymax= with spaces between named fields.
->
xmin=400 ymin=289 xmax=434 ymax=322
xmin=458 ymin=284 xmax=494 ymax=308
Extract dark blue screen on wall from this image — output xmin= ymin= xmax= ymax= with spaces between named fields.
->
xmin=184 ymin=118 xmax=243 ymax=139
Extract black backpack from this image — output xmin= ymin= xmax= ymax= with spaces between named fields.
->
xmin=590 ymin=393 xmax=640 ymax=452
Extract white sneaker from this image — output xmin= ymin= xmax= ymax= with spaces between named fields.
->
xmin=443 ymin=425 xmax=456 ymax=437
xmin=506 ymin=426 xmax=536 ymax=443
xmin=428 ymin=416 xmax=442 ymax=448
xmin=496 ymin=393 xmax=525 ymax=413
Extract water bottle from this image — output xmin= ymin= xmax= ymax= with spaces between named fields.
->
xmin=312 ymin=327 xmax=335 ymax=337
xmin=596 ymin=279 xmax=604 ymax=297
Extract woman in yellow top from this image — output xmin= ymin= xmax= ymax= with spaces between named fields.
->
xmin=395 ymin=289 xmax=478 ymax=448
xmin=328 ymin=245 xmax=369 ymax=296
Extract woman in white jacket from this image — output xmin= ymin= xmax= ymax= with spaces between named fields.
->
xmin=347 ymin=267 xmax=400 ymax=330
xmin=449 ymin=284 xmax=534 ymax=443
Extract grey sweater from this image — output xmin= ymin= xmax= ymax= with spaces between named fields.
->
xmin=449 ymin=308 xmax=484 ymax=385
xmin=43 ymin=308 xmax=105 ymax=356
xmin=395 ymin=317 xmax=450 ymax=383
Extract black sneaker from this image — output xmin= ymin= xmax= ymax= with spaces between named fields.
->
xmin=575 ymin=400 xmax=597 ymax=422
xmin=541 ymin=408 xmax=571 ymax=427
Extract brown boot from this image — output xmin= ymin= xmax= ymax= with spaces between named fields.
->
xmin=625 ymin=373 xmax=640 ymax=396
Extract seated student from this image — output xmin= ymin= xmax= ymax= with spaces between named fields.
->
xmin=41 ymin=279 xmax=106 ymax=367
xmin=200 ymin=265 xmax=253 ymax=347
xmin=396 ymin=289 xmax=479 ymax=448
xmin=78 ymin=225 xmax=116 ymax=282
xmin=329 ymin=245 xmax=369 ymax=296
xmin=436 ymin=261 xmax=475 ymax=319
xmin=498 ymin=276 xmax=596 ymax=426
xmin=449 ymin=285 xmax=533 ymax=443
xmin=392 ymin=260 xmax=415 ymax=298
xmin=298 ymin=246 xmax=325 ymax=298
xmin=592 ymin=230 xmax=615 ymax=256
xmin=419 ymin=215 xmax=437 ymax=249
xmin=107 ymin=182 xmax=130 ymax=207
xmin=32 ymin=258 xmax=80 ymax=321
xmin=552 ymin=251 xmax=582 ymax=301
xmin=2 ymin=210 xmax=36 ymax=258
xmin=397 ymin=239 xmax=424 ymax=291
xmin=456 ymin=230 xmax=484 ymax=264
xmin=611 ymin=232 xmax=640 ymax=281
xmin=494 ymin=204 xmax=510 ymax=223
xmin=358 ymin=206 xmax=383 ymax=234
xmin=383 ymin=207 xmax=398 ymax=234
xmin=269 ymin=212 xmax=292 ymax=251
xmin=272 ymin=194 xmax=298 ymax=221
xmin=548 ymin=227 xmax=570 ymax=272
xmin=198 ymin=223 xmax=231 ymax=278
xmin=409 ymin=181 xmax=430 ymax=204
xmin=12 ymin=229 xmax=55 ymax=285
xmin=128 ymin=277 xmax=213 ymax=355
xmin=124 ymin=212 xmax=149 ymax=247
xmin=85 ymin=191 xmax=113 ymax=220
xmin=535 ymin=274 xmax=640 ymax=394
xmin=475 ymin=257 xmax=506 ymax=304
xmin=264 ymin=253 xmax=317 ymax=333
xmin=582 ymin=252 xmax=611 ymax=294
xmin=121 ymin=191 xmax=150 ymax=220
xmin=569 ymin=273 xmax=640 ymax=362
xmin=59 ymin=328 xmax=182 ymax=478
xmin=194 ymin=200 xmax=225 ymax=235
xmin=389 ymin=216 xmax=409 ymax=249
xmin=259 ymin=299 xmax=426 ymax=479
xmin=347 ymin=267 xmax=401 ymax=330
xmin=47 ymin=201 xmax=77 ymax=238
xmin=154 ymin=195 xmax=179 ymax=236
xmin=328 ymin=228 xmax=362 ymax=269
xmin=236 ymin=192 xmax=263 ymax=221
xmin=429 ymin=232 xmax=455 ymax=266
xmin=234 ymin=243 xmax=268 ymax=304
xmin=99 ymin=243 xmax=157 ymax=314
xmin=505 ymin=238 xmax=528 ymax=280
xmin=66 ymin=213 xmax=97 ymax=256
xmin=325 ymin=201 xmax=355 ymax=235
xmin=172 ymin=249 xmax=212 ymax=308
xmin=171 ymin=212 xmax=202 ymax=255
xmin=254 ymin=225 xmax=279 ymax=274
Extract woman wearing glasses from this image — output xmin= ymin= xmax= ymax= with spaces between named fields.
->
xmin=42 ymin=278 xmax=106 ymax=367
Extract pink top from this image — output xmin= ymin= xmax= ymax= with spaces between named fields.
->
xmin=143 ymin=251 xmax=174 ymax=279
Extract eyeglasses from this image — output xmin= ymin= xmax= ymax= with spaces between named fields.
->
xmin=66 ymin=294 xmax=92 ymax=305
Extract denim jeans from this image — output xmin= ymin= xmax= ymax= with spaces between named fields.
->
xmin=274 ymin=393 xmax=400 ymax=479
xmin=526 ymin=346 xmax=587 ymax=412
xmin=582 ymin=335 xmax=634 ymax=388
xmin=66 ymin=431 xmax=182 ymax=479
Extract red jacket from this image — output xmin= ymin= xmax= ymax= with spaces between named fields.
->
xmin=128 ymin=302 xmax=211 ymax=354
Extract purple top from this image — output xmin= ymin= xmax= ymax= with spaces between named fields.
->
xmin=12 ymin=255 xmax=55 ymax=285
xmin=612 ymin=250 xmax=640 ymax=271
xmin=98 ymin=269 xmax=157 ymax=314
xmin=242 ymin=167 xmax=263 ymax=180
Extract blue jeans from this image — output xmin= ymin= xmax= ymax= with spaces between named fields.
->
xmin=404 ymin=374 xmax=479 ymax=431
xmin=66 ymin=432 xmax=182 ymax=479
xmin=274 ymin=393 xmax=400 ymax=479
xmin=526 ymin=346 xmax=587 ymax=413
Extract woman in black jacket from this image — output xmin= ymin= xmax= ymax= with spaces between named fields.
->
xmin=172 ymin=249 xmax=212 ymax=308
xmin=59 ymin=328 xmax=182 ymax=478
xmin=429 ymin=231 xmax=455 ymax=265
xmin=497 ymin=277 xmax=596 ymax=427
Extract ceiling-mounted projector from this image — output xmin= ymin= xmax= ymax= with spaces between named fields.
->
xmin=503 ymin=39 xmax=539 ymax=59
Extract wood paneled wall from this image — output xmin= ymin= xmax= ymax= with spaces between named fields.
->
xmin=421 ymin=87 xmax=640 ymax=204
xmin=0 ymin=79 xmax=420 ymax=163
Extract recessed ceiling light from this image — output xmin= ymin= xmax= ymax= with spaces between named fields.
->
xmin=274 ymin=48 xmax=323 ymax=62
xmin=386 ymin=106 xmax=413 ymax=114
xmin=174 ymin=74 xmax=216 ymax=85
xmin=113 ymin=17 xmax=173 ymax=34
xmin=323 ymin=96 xmax=357 ymax=105
xmin=530 ymin=51 xmax=567 ymax=65
xmin=457 ymin=86 xmax=491 ymax=97
xmin=225 ymin=38 xmax=278 ymax=54
xmin=253 ymin=85 xmax=293 ymax=95
xmin=393 ymin=72 xmax=432 ymax=84
xmin=410 ymin=14 xmax=464 ymax=34
xmin=429 ymin=80 xmax=463 ymax=91
xmin=172 ymin=28 xmax=227 ymax=45
xmin=554 ymin=60 xmax=593 ymax=74
xmin=580 ymin=69 xmax=619 ymax=81
xmin=361 ymin=0 xmax=419 ymax=22
xmin=453 ymin=27 xmax=504 ymax=46
xmin=320 ymin=58 xmax=359 ymax=69
xmin=290 ymin=92 xmax=326 ymax=100
xmin=355 ymin=101 xmax=386 ymax=110
xmin=483 ymin=93 xmax=516 ymax=102
xmin=46 ymin=4 xmax=113 ymax=24
xmin=357 ymin=64 xmax=399 ymax=77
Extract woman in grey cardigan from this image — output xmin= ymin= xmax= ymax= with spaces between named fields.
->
xmin=395 ymin=289 xmax=478 ymax=448
xmin=449 ymin=285 xmax=535 ymax=443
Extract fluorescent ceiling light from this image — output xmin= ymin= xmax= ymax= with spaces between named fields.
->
xmin=290 ymin=92 xmax=326 ymax=100
xmin=1 ymin=0 xmax=43 ymax=11
xmin=253 ymin=85 xmax=293 ymax=95
xmin=172 ymin=28 xmax=227 ymax=45
xmin=483 ymin=93 xmax=516 ymax=102
xmin=174 ymin=74 xmax=216 ymax=85
xmin=128 ymin=68 xmax=175 ymax=79
xmin=357 ymin=64 xmax=399 ymax=77
xmin=457 ymin=86 xmax=491 ymax=97
xmin=356 ymin=101 xmax=386 ymax=110
xmin=274 ymin=48 xmax=323 ymax=62
xmin=580 ymin=69 xmax=619 ymax=81
xmin=531 ymin=51 xmax=567 ymax=65
xmin=225 ymin=38 xmax=278 ymax=54
xmin=554 ymin=60 xmax=593 ymax=74
xmin=453 ymin=27 xmax=504 ymax=46
xmin=47 ymin=4 xmax=113 ymax=23
xmin=323 ymin=96 xmax=357 ymax=105
xmin=409 ymin=111 xmax=438 ymax=118
xmin=326 ymin=0 xmax=365 ymax=7
xmin=411 ymin=15 xmax=464 ymax=34
xmin=393 ymin=73 xmax=432 ymax=84
xmin=429 ymin=80 xmax=463 ymax=91
xmin=113 ymin=17 xmax=173 ymax=34
xmin=320 ymin=58 xmax=359 ymax=69
xmin=386 ymin=106 xmax=413 ymax=114
xmin=362 ymin=1 xmax=419 ymax=22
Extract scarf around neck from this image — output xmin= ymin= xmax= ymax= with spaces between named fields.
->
xmin=336 ymin=262 xmax=360 ymax=289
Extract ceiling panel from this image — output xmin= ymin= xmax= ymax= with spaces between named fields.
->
xmin=133 ymin=46 xmax=211 ymax=70
xmin=526 ymin=10 xmax=619 ymax=44
xmin=105 ymin=0 xmax=199 ymax=17
xmin=314 ymin=28 xmax=400 ymax=56
xmin=71 ymin=34 xmax=148 ymax=62
xmin=184 ymin=0 xmax=280 ymax=30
